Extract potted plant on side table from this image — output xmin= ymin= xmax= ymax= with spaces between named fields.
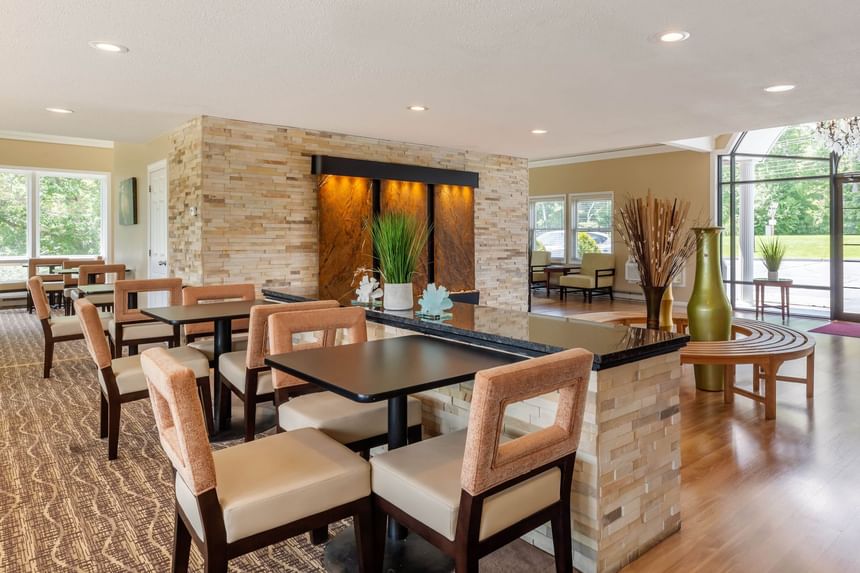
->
xmin=369 ymin=211 xmax=430 ymax=311
xmin=759 ymin=237 xmax=786 ymax=280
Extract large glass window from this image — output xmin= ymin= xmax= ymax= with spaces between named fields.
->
xmin=570 ymin=192 xmax=613 ymax=260
xmin=718 ymin=124 xmax=833 ymax=315
xmin=0 ymin=168 xmax=107 ymax=261
xmin=530 ymin=196 xmax=566 ymax=261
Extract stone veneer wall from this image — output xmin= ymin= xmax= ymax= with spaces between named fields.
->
xmin=167 ymin=116 xmax=529 ymax=310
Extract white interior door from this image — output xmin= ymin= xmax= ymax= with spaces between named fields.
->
xmin=147 ymin=161 xmax=169 ymax=307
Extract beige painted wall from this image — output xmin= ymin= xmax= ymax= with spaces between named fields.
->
xmin=529 ymin=150 xmax=713 ymax=301
xmin=111 ymin=134 xmax=170 ymax=276
xmin=0 ymin=138 xmax=113 ymax=172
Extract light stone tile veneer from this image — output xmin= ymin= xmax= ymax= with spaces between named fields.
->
xmin=167 ymin=116 xmax=529 ymax=311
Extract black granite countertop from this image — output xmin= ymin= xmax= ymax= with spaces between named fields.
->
xmin=262 ymin=288 xmax=688 ymax=370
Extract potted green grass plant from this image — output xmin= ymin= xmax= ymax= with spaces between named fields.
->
xmin=368 ymin=211 xmax=430 ymax=310
xmin=759 ymin=237 xmax=786 ymax=280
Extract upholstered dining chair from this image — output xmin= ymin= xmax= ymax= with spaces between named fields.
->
xmin=61 ymin=257 xmax=103 ymax=315
xmin=369 ymin=347 xmax=593 ymax=573
xmin=140 ymin=347 xmax=375 ymax=573
xmin=27 ymin=257 xmax=66 ymax=313
xmin=182 ymin=283 xmax=256 ymax=364
xmin=76 ymin=298 xmax=213 ymax=459
xmin=109 ymin=278 xmax=181 ymax=358
xmin=530 ymin=250 xmax=552 ymax=290
xmin=217 ymin=299 xmax=340 ymax=442
xmin=74 ymin=263 xmax=125 ymax=314
xmin=267 ymin=306 xmax=423 ymax=457
xmin=27 ymin=276 xmax=110 ymax=378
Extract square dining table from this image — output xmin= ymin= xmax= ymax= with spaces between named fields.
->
xmin=265 ymin=334 xmax=525 ymax=553
xmin=142 ymin=300 xmax=271 ymax=431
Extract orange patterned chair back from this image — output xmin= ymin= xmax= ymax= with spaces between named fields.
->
xmin=74 ymin=298 xmax=112 ymax=370
xmin=28 ymin=257 xmax=66 ymax=283
xmin=182 ymin=283 xmax=256 ymax=337
xmin=244 ymin=300 xmax=340 ymax=370
xmin=77 ymin=264 xmax=126 ymax=286
xmin=266 ymin=306 xmax=366 ymax=389
xmin=461 ymin=347 xmax=593 ymax=495
xmin=62 ymin=257 xmax=103 ymax=286
xmin=27 ymin=276 xmax=52 ymax=320
xmin=141 ymin=347 xmax=216 ymax=496
xmin=114 ymin=278 xmax=182 ymax=324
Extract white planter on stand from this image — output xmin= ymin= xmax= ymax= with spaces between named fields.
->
xmin=383 ymin=283 xmax=413 ymax=310
xmin=767 ymin=270 xmax=779 ymax=281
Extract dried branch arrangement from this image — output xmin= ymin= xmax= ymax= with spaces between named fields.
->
xmin=615 ymin=191 xmax=698 ymax=288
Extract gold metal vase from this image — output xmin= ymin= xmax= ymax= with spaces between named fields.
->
xmin=686 ymin=227 xmax=732 ymax=391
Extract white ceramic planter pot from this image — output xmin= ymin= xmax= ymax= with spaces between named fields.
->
xmin=383 ymin=283 xmax=414 ymax=311
xmin=768 ymin=270 xmax=779 ymax=281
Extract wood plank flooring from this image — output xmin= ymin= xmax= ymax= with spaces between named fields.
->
xmin=531 ymin=292 xmax=860 ymax=573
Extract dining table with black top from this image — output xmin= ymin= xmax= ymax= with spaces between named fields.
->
xmin=141 ymin=299 xmax=271 ymax=435
xmin=265 ymin=334 xmax=525 ymax=572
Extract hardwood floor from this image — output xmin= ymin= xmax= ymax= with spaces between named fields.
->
xmin=531 ymin=292 xmax=860 ymax=573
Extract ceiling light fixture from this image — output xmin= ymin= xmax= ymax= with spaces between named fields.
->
xmin=408 ymin=105 xmax=428 ymax=112
xmin=46 ymin=107 xmax=74 ymax=114
xmin=88 ymin=41 xmax=129 ymax=53
xmin=531 ymin=129 xmax=548 ymax=135
xmin=659 ymin=31 xmax=690 ymax=43
xmin=764 ymin=84 xmax=796 ymax=93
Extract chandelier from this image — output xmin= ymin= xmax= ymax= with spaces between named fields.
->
xmin=814 ymin=117 xmax=860 ymax=156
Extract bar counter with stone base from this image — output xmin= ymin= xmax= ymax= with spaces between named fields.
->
xmin=264 ymin=289 xmax=687 ymax=573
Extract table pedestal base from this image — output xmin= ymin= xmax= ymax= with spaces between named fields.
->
xmin=324 ymin=525 xmax=453 ymax=573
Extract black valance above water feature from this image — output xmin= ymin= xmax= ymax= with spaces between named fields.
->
xmin=311 ymin=155 xmax=480 ymax=188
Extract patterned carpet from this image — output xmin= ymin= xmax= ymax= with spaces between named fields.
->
xmin=0 ymin=308 xmax=328 ymax=572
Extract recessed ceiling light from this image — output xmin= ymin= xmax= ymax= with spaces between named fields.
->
xmin=764 ymin=84 xmax=796 ymax=93
xmin=45 ymin=107 xmax=74 ymax=114
xmin=531 ymin=129 xmax=548 ymax=135
xmin=659 ymin=31 xmax=690 ymax=43
xmin=408 ymin=105 xmax=428 ymax=112
xmin=88 ymin=41 xmax=129 ymax=53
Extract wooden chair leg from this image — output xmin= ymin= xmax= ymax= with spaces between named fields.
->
xmin=217 ymin=377 xmax=231 ymax=432
xmin=454 ymin=549 xmax=479 ymax=573
xmin=243 ymin=398 xmax=256 ymax=442
xmin=407 ymin=424 xmax=423 ymax=444
xmin=353 ymin=499 xmax=377 ymax=573
xmin=197 ymin=380 xmax=215 ymax=436
xmin=129 ymin=344 xmax=139 ymax=356
xmin=107 ymin=401 xmax=121 ymax=460
xmin=371 ymin=502 xmax=388 ymax=570
xmin=806 ymin=352 xmax=815 ymax=398
xmin=43 ymin=337 xmax=54 ymax=379
xmin=172 ymin=510 xmax=192 ymax=573
xmin=550 ymin=500 xmax=573 ymax=573
xmin=203 ymin=548 xmax=228 ymax=573
xmin=99 ymin=394 xmax=108 ymax=438
xmin=310 ymin=526 xmax=329 ymax=545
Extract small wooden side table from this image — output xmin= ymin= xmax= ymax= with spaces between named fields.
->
xmin=753 ymin=278 xmax=793 ymax=321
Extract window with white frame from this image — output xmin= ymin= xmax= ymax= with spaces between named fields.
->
xmin=570 ymin=192 xmax=613 ymax=260
xmin=529 ymin=196 xmax=566 ymax=261
xmin=0 ymin=168 xmax=108 ymax=261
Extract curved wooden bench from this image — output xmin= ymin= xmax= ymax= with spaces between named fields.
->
xmin=577 ymin=312 xmax=815 ymax=419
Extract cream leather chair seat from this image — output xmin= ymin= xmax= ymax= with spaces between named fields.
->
xmin=50 ymin=312 xmax=111 ymax=337
xmin=43 ymin=281 xmax=65 ymax=293
xmin=371 ymin=430 xmax=560 ymax=541
xmin=279 ymin=393 xmax=422 ymax=445
xmin=219 ymin=350 xmax=272 ymax=394
xmin=175 ymin=427 xmax=370 ymax=543
xmin=108 ymin=319 xmax=174 ymax=341
xmin=188 ymin=334 xmax=249 ymax=361
xmin=99 ymin=346 xmax=210 ymax=396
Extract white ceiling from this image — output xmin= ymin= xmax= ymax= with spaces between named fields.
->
xmin=2 ymin=0 xmax=859 ymax=160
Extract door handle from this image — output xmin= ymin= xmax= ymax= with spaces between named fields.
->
xmin=158 ymin=260 xmax=167 ymax=266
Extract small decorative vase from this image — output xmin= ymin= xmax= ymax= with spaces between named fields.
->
xmin=642 ymin=285 xmax=667 ymax=330
xmin=687 ymin=227 xmax=732 ymax=391
xmin=660 ymin=284 xmax=675 ymax=331
xmin=383 ymin=282 xmax=414 ymax=311
xmin=768 ymin=270 xmax=778 ymax=281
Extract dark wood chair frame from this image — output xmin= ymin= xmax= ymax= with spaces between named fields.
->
xmin=111 ymin=320 xmax=181 ymax=358
xmin=171 ymin=478 xmax=376 ymax=573
xmin=372 ymin=454 xmax=576 ymax=573
xmin=98 ymin=364 xmax=213 ymax=460
xmin=529 ymin=263 xmax=550 ymax=292
xmin=218 ymin=366 xmax=276 ymax=443
xmin=38 ymin=317 xmax=109 ymax=379
xmin=561 ymin=268 xmax=616 ymax=303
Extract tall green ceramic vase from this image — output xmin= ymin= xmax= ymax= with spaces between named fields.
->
xmin=687 ymin=227 xmax=732 ymax=391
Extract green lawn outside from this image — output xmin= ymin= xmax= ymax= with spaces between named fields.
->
xmin=720 ymin=235 xmax=860 ymax=259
